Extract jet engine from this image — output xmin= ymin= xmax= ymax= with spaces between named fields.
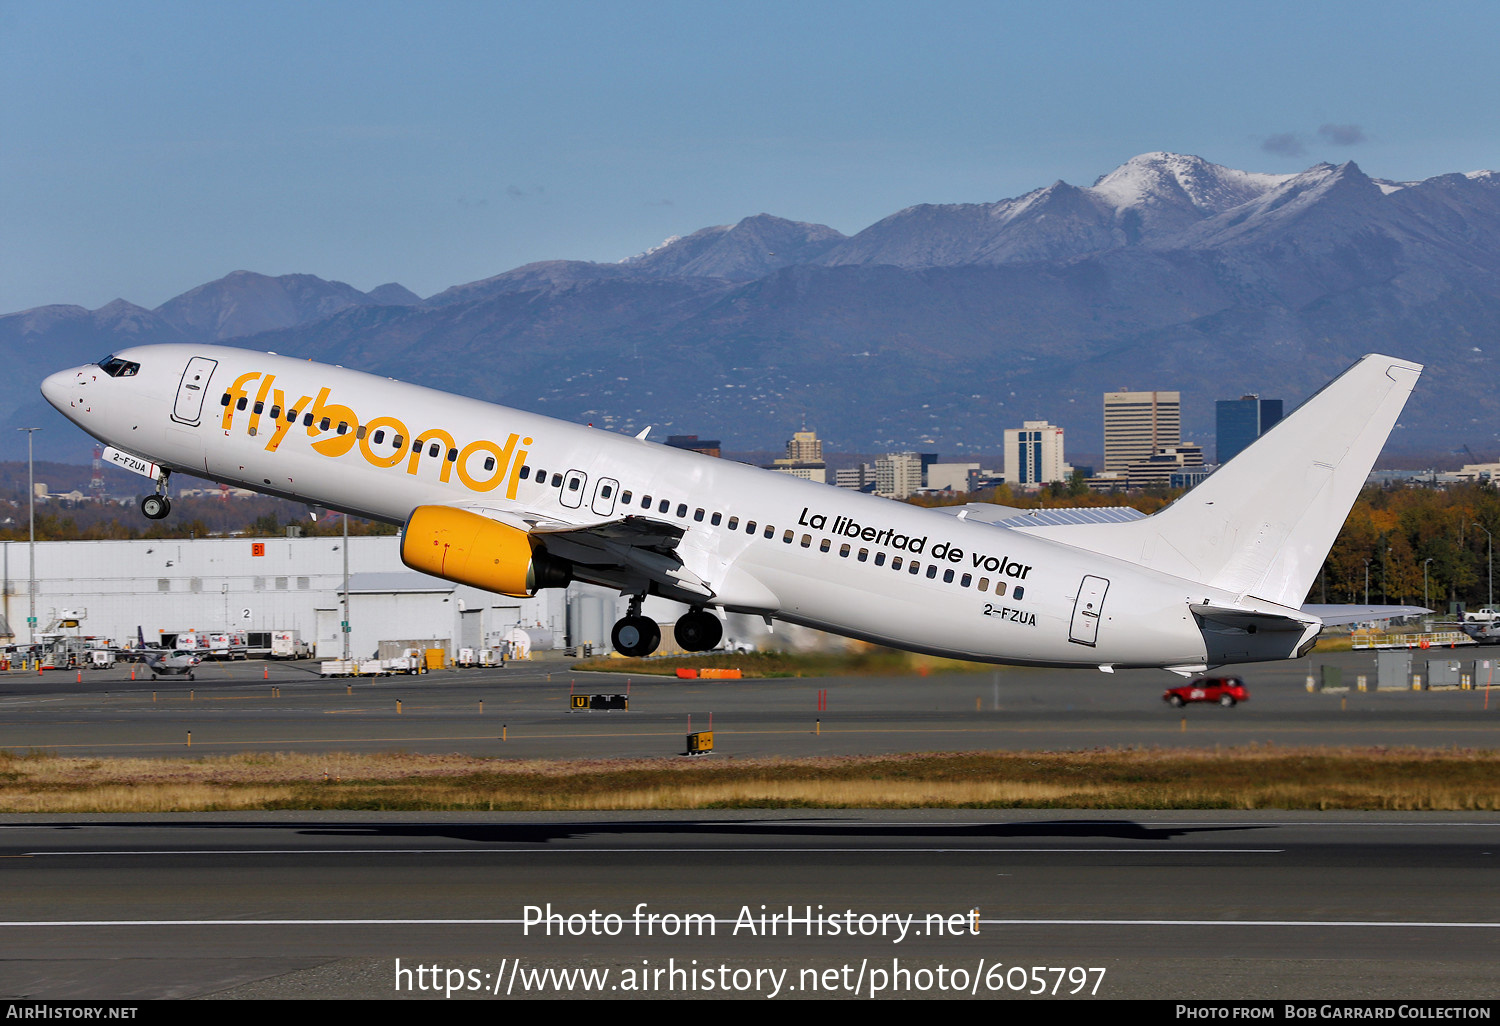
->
xmin=401 ymin=505 xmax=571 ymax=597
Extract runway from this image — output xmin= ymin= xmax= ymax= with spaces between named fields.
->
xmin=2 ymin=652 xmax=1498 ymax=999
xmin=2 ymin=811 xmax=1499 ymax=999
xmin=1 ymin=648 xmax=1498 ymax=759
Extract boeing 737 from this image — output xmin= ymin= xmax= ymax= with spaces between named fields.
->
xmin=41 ymin=346 xmax=1422 ymax=674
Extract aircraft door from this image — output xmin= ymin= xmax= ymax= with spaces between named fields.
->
xmin=591 ymin=477 xmax=619 ymax=516
xmin=559 ymin=469 xmax=587 ymax=509
xmin=171 ymin=357 xmax=219 ymax=426
xmin=1068 ymin=575 xmax=1110 ymax=646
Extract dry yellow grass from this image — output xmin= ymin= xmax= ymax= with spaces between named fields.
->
xmin=2 ymin=746 xmax=1498 ymax=812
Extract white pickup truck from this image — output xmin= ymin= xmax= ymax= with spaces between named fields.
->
xmin=1465 ymin=607 xmax=1500 ymax=623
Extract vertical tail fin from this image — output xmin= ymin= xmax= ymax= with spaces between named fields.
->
xmin=1028 ymin=354 xmax=1422 ymax=606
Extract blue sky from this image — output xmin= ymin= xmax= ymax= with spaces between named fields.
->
xmin=3 ymin=0 xmax=1498 ymax=312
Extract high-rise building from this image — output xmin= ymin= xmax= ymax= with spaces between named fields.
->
xmin=1215 ymin=395 xmax=1283 ymax=463
xmin=769 ymin=428 xmax=827 ymax=483
xmin=1004 ymin=420 xmax=1071 ymax=485
xmin=1103 ymin=389 xmax=1181 ymax=474
xmin=665 ymin=435 xmax=721 ymax=458
xmin=875 ymin=453 xmax=925 ymax=499
xmin=784 ymin=429 xmax=822 ymax=462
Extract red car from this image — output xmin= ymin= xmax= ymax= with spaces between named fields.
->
xmin=1163 ymin=676 xmax=1248 ymax=708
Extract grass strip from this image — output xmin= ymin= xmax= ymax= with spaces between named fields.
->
xmin=2 ymin=746 xmax=1499 ymax=813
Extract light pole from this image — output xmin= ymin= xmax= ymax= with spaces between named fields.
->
xmin=1423 ymin=558 xmax=1434 ymax=611
xmin=16 ymin=428 xmax=39 ymax=645
xmin=1477 ymin=523 xmax=1494 ymax=609
xmin=1364 ymin=558 xmax=1371 ymax=605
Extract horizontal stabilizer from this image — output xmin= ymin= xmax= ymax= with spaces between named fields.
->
xmin=1300 ymin=604 xmax=1429 ymax=627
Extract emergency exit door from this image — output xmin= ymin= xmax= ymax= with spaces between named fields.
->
xmin=1069 ymin=575 xmax=1110 ymax=646
xmin=171 ymin=356 xmax=219 ymax=426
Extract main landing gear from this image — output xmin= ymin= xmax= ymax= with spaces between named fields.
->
xmin=140 ymin=470 xmax=172 ymax=520
xmin=674 ymin=607 xmax=723 ymax=652
xmin=611 ymin=596 xmax=661 ymax=658
xmin=610 ymin=600 xmax=725 ymax=657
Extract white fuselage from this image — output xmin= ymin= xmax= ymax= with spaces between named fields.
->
xmin=43 ymin=344 xmax=1232 ymax=669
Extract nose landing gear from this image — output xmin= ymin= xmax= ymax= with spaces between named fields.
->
xmin=140 ymin=469 xmax=173 ymax=520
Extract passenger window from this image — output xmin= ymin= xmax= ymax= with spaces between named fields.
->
xmin=727 ymin=517 xmax=738 ymax=530
xmin=943 ymin=568 xmax=954 ymax=583
xmin=484 ymin=457 xmax=496 ymax=471
xmin=641 ymin=494 xmax=651 ymax=507
xmin=621 ymin=491 xmax=632 ymax=503
xmin=693 ymin=508 xmax=704 ymax=521
xmin=448 ymin=448 xmax=459 ymax=462
xmin=782 ymin=530 xmax=792 ymax=544
xmin=303 ymin=413 xmax=314 ymax=426
xmin=909 ymin=562 xmax=921 ymax=575
xmin=602 ymin=485 xmax=613 ymax=498
xmin=659 ymin=499 xmax=669 ymax=513
xmin=253 ymin=401 xmax=264 ymax=414
xmin=960 ymin=573 xmax=972 ymax=588
xmin=763 ymin=525 xmax=774 ymax=538
xmin=520 ymin=466 xmax=531 ymax=480
xmin=994 ymin=582 xmax=1007 ymax=596
xmin=927 ymin=565 xmax=938 ymax=579
xmin=551 ymin=474 xmax=562 ymax=487
xmin=979 ymin=578 xmax=989 ymax=592
xmin=746 ymin=521 xmax=756 ymax=533
xmin=839 ymin=544 xmax=850 ymax=557
xmin=428 ymin=443 xmax=440 ymax=457
xmin=676 ymin=503 xmax=687 ymax=517
xmin=220 ymin=394 xmax=232 ymax=407
xmin=373 ymin=430 xmax=385 ymax=444
xmin=874 ymin=552 xmax=886 ymax=566
xmin=237 ymin=397 xmax=249 ymax=411
xmin=858 ymin=548 xmax=869 ymax=562
xmin=321 ymin=417 xmax=333 ymax=431
xmin=270 ymin=406 xmax=281 ymax=419
xmin=710 ymin=512 xmax=721 ymax=526
xmin=356 ymin=425 xmax=367 ymax=440
xmin=338 ymin=422 xmax=349 ymax=435
xmin=568 ymin=476 xmax=579 ymax=489
xmin=1013 ymin=586 xmax=1025 ymax=600
xmin=892 ymin=557 xmax=903 ymax=571
xmin=819 ymin=539 xmax=830 ymax=552
xmin=800 ymin=534 xmax=811 ymax=547
xmin=288 ymin=408 xmax=300 ymax=422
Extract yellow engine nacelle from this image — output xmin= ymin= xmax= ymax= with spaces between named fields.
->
xmin=401 ymin=505 xmax=571 ymax=597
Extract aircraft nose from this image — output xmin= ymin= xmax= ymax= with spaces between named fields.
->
xmin=40 ymin=367 xmax=79 ymax=411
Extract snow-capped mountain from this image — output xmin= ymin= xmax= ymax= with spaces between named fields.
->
xmin=5 ymin=152 xmax=1499 ymax=462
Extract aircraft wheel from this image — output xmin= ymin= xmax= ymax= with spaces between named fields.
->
xmin=1219 ymin=694 xmax=1236 ymax=707
xmin=141 ymin=495 xmax=171 ymax=520
xmin=674 ymin=609 xmax=723 ymax=652
xmin=611 ymin=616 xmax=660 ymax=658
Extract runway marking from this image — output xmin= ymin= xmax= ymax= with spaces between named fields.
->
xmin=1 ymin=917 xmax=1497 ymax=929
xmin=20 ymin=846 xmax=1285 ymax=856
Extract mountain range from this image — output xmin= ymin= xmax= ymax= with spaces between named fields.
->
xmin=4 ymin=151 xmax=1498 ymax=465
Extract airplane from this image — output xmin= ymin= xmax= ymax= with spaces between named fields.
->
xmin=122 ymin=627 xmax=201 ymax=680
xmin=41 ymin=345 xmax=1423 ymax=675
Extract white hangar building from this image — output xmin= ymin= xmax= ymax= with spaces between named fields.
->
xmin=0 ymin=534 xmax=575 ymax=657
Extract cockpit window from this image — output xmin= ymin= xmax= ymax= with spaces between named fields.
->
xmin=97 ymin=355 xmax=140 ymax=377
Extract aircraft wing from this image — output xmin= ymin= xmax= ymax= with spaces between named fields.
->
xmin=459 ymin=505 xmax=711 ymax=599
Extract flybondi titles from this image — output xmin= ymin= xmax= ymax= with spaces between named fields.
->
xmin=220 ymin=371 xmax=534 ymax=499
xmin=797 ymin=505 xmax=1033 ymax=580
